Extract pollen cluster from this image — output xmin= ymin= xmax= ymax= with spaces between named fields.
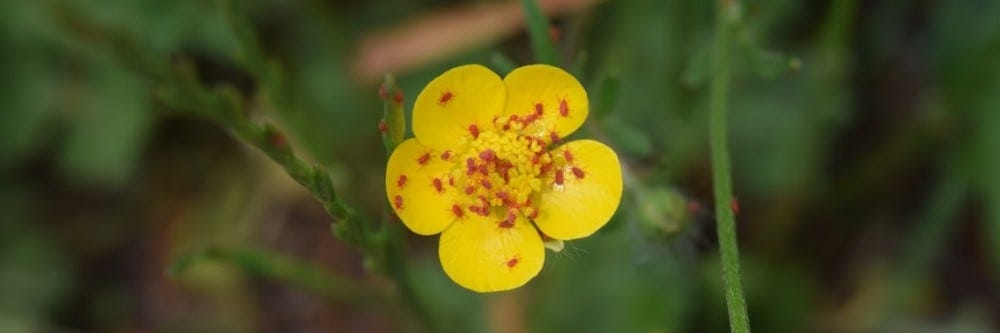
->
xmin=443 ymin=113 xmax=583 ymax=226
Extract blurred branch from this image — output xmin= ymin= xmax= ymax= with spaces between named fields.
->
xmin=886 ymin=166 xmax=965 ymax=317
xmin=353 ymin=0 xmax=600 ymax=81
xmin=169 ymin=246 xmax=380 ymax=304
xmin=709 ymin=1 xmax=751 ymax=333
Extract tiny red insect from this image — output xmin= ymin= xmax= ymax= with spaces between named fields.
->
xmin=571 ymin=167 xmax=586 ymax=179
xmin=479 ymin=149 xmax=495 ymax=162
xmin=451 ymin=204 xmax=464 ymax=218
xmin=534 ymin=103 xmax=544 ymax=115
xmin=466 ymin=158 xmax=477 ymax=175
xmin=554 ymin=169 xmax=565 ymax=186
xmin=528 ymin=208 xmax=539 ymax=220
xmin=440 ymin=150 xmax=452 ymax=160
xmin=549 ymin=132 xmax=560 ymax=144
xmin=417 ymin=153 xmax=431 ymax=165
xmin=498 ymin=211 xmax=516 ymax=228
xmin=393 ymin=195 xmax=404 ymax=209
xmin=432 ymin=178 xmax=444 ymax=193
xmin=468 ymin=124 xmax=480 ymax=139
xmin=505 ymin=256 xmax=520 ymax=268
xmin=480 ymin=179 xmax=492 ymax=189
xmin=439 ymin=91 xmax=453 ymax=105
xmin=397 ymin=175 xmax=407 ymax=188
xmin=559 ymin=99 xmax=569 ymax=117
xmin=563 ymin=150 xmax=574 ymax=162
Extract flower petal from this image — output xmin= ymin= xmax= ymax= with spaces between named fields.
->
xmin=502 ymin=64 xmax=588 ymax=141
xmin=386 ymin=138 xmax=458 ymax=235
xmin=533 ymin=140 xmax=623 ymax=240
xmin=413 ymin=64 xmax=506 ymax=150
xmin=438 ymin=213 xmax=544 ymax=292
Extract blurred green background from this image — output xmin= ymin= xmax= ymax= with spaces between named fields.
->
xmin=1 ymin=0 xmax=999 ymax=332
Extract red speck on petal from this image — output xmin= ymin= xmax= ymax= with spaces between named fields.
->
xmin=563 ymin=150 xmax=574 ymax=162
xmin=468 ymin=124 xmax=480 ymax=139
xmin=466 ymin=158 xmax=477 ymax=175
xmin=432 ymin=178 xmax=444 ymax=193
xmin=549 ymin=132 xmax=560 ymax=144
xmin=393 ymin=195 xmax=404 ymax=210
xmin=555 ymin=170 xmax=565 ymax=186
xmin=498 ymin=211 xmax=516 ymax=228
xmin=534 ymin=103 xmax=544 ymax=115
xmin=396 ymin=175 xmax=407 ymax=188
xmin=417 ymin=153 xmax=431 ymax=165
xmin=571 ymin=167 xmax=585 ymax=179
xmin=439 ymin=91 xmax=453 ymax=105
xmin=464 ymin=186 xmax=476 ymax=195
xmin=506 ymin=256 xmax=520 ymax=268
xmin=480 ymin=179 xmax=492 ymax=189
xmin=540 ymin=162 xmax=553 ymax=175
xmin=559 ymin=99 xmax=569 ymax=117
xmin=440 ymin=150 xmax=452 ymax=160
xmin=528 ymin=208 xmax=539 ymax=220
xmin=479 ymin=149 xmax=495 ymax=162
xmin=452 ymin=204 xmax=464 ymax=218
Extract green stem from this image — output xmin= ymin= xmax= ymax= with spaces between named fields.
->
xmin=709 ymin=1 xmax=751 ymax=333
xmin=521 ymin=0 xmax=558 ymax=65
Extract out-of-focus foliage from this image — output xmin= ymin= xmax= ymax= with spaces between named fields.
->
xmin=1 ymin=0 xmax=999 ymax=332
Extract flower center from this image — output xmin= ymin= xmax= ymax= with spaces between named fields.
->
xmin=447 ymin=120 xmax=560 ymax=222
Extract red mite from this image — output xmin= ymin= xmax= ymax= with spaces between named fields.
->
xmin=559 ymin=99 xmax=569 ymax=117
xmin=452 ymin=204 xmax=464 ymax=218
xmin=549 ymin=132 xmax=560 ymax=144
xmin=555 ymin=170 xmax=565 ymax=186
xmin=417 ymin=153 xmax=431 ymax=165
xmin=397 ymin=175 xmax=407 ymax=188
xmin=498 ymin=211 xmax=516 ymax=228
xmin=506 ymin=256 xmax=520 ymax=268
xmin=571 ymin=167 xmax=585 ymax=179
xmin=479 ymin=149 xmax=495 ymax=162
xmin=439 ymin=91 xmax=453 ymax=105
xmin=464 ymin=186 xmax=476 ymax=194
xmin=393 ymin=195 xmax=403 ymax=209
xmin=440 ymin=150 xmax=452 ymax=160
xmin=468 ymin=124 xmax=480 ymax=139
xmin=466 ymin=158 xmax=477 ymax=175
xmin=480 ymin=179 xmax=492 ymax=189
xmin=528 ymin=209 xmax=539 ymax=219
xmin=563 ymin=150 xmax=574 ymax=162
xmin=432 ymin=178 xmax=444 ymax=193
xmin=534 ymin=103 xmax=544 ymax=115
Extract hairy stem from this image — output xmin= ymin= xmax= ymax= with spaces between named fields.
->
xmin=709 ymin=1 xmax=751 ymax=332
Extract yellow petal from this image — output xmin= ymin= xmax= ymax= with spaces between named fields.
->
xmin=534 ymin=140 xmax=623 ymax=240
xmin=413 ymin=64 xmax=506 ymax=150
xmin=502 ymin=64 xmax=588 ymax=141
xmin=438 ymin=212 xmax=544 ymax=292
xmin=386 ymin=138 xmax=460 ymax=235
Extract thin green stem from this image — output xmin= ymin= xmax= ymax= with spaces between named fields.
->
xmin=521 ymin=0 xmax=558 ymax=65
xmin=709 ymin=1 xmax=751 ymax=333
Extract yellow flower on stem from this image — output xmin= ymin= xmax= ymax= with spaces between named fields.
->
xmin=385 ymin=64 xmax=623 ymax=292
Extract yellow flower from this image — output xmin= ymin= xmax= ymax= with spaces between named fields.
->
xmin=385 ymin=64 xmax=623 ymax=292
